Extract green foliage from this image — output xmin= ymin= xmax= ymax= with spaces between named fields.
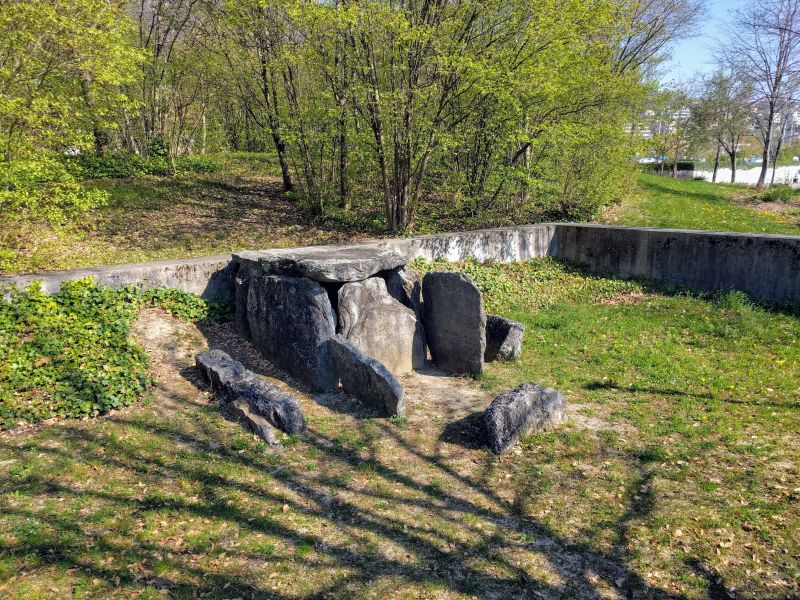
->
xmin=64 ymin=153 xmax=221 ymax=180
xmin=0 ymin=279 xmax=231 ymax=428
xmin=761 ymin=184 xmax=799 ymax=203
xmin=0 ymin=157 xmax=109 ymax=224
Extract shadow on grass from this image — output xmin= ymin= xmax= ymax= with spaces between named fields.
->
xmin=0 ymin=372 xmax=746 ymax=599
xmin=584 ymin=380 xmax=800 ymax=411
xmin=637 ymin=177 xmax=734 ymax=204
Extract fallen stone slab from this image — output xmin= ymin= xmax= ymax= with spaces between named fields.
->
xmin=238 ymin=243 xmax=410 ymax=283
xmin=196 ymin=349 xmax=307 ymax=435
xmin=229 ymin=399 xmax=281 ymax=446
xmin=484 ymin=315 xmax=525 ymax=362
xmin=422 ymin=271 xmax=486 ymax=375
xmin=338 ymin=277 xmax=425 ymax=375
xmin=482 ymin=382 xmax=566 ymax=454
xmin=330 ymin=335 xmax=405 ymax=417
xmin=247 ymin=275 xmax=338 ymax=391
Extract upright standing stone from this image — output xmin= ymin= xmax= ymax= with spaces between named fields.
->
xmin=247 ymin=275 xmax=338 ymax=391
xmin=482 ymin=382 xmax=566 ymax=454
xmin=484 ymin=315 xmax=525 ymax=362
xmin=383 ymin=266 xmax=422 ymax=315
xmin=330 ymin=335 xmax=405 ymax=416
xmin=338 ymin=277 xmax=425 ymax=375
xmin=422 ymin=271 xmax=486 ymax=375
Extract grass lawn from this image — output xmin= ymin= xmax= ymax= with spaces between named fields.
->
xmin=1 ymin=259 xmax=798 ymax=599
xmin=602 ymin=174 xmax=800 ymax=235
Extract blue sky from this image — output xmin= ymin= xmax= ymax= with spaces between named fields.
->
xmin=660 ymin=0 xmax=741 ymax=84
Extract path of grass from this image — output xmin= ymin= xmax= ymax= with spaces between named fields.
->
xmin=601 ymin=174 xmax=800 ymax=235
xmin=1 ymin=259 xmax=798 ymax=599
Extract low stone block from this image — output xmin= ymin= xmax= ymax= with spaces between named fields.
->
xmin=330 ymin=335 xmax=405 ymax=417
xmin=422 ymin=271 xmax=486 ymax=375
xmin=196 ymin=349 xmax=306 ymax=435
xmin=482 ymin=382 xmax=565 ymax=454
xmin=247 ymin=275 xmax=338 ymax=391
xmin=484 ymin=315 xmax=525 ymax=362
xmin=338 ymin=277 xmax=425 ymax=375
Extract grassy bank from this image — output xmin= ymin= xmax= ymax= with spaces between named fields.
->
xmin=1 ymin=259 xmax=798 ymax=598
xmin=603 ymin=174 xmax=800 ymax=234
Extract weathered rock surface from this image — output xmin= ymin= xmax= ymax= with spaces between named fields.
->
xmin=484 ymin=315 xmax=525 ymax=362
xmin=230 ymin=399 xmax=281 ymax=445
xmin=482 ymin=382 xmax=565 ymax=454
xmin=422 ymin=271 xmax=486 ymax=375
xmin=196 ymin=349 xmax=307 ymax=435
xmin=240 ymin=244 xmax=410 ymax=283
xmin=383 ymin=266 xmax=422 ymax=315
xmin=338 ymin=277 xmax=425 ymax=375
xmin=330 ymin=335 xmax=405 ymax=416
xmin=246 ymin=275 xmax=338 ymax=391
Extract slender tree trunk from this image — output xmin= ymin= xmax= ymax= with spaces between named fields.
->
xmin=729 ymin=150 xmax=737 ymax=184
xmin=757 ymin=107 xmax=775 ymax=189
xmin=258 ymin=54 xmax=293 ymax=192
xmin=712 ymin=143 xmax=721 ymax=183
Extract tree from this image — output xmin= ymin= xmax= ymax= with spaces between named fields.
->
xmin=723 ymin=0 xmax=800 ymax=188
xmin=693 ymin=72 xmax=752 ymax=183
xmin=0 ymin=0 xmax=141 ymax=224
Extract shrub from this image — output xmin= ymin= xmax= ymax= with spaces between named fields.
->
xmin=0 ymin=279 xmax=231 ymax=428
xmin=65 ymin=152 xmax=221 ymax=180
xmin=0 ymin=157 xmax=109 ymax=224
xmin=761 ymin=185 xmax=798 ymax=203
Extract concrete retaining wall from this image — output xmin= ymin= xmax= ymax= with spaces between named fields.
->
xmin=0 ymin=255 xmax=238 ymax=304
xmin=549 ymin=225 xmax=800 ymax=304
xmin=1 ymin=224 xmax=798 ymax=305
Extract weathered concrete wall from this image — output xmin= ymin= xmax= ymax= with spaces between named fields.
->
xmin=2 ymin=224 xmax=798 ymax=305
xmin=549 ymin=224 xmax=800 ymax=304
xmin=0 ymin=255 xmax=237 ymax=303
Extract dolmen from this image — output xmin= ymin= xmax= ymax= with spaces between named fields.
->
xmin=228 ymin=242 xmax=532 ymax=420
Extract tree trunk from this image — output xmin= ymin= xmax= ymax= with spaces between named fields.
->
xmin=730 ymin=150 xmax=737 ymax=184
xmin=712 ymin=144 xmax=721 ymax=183
xmin=757 ymin=107 xmax=775 ymax=189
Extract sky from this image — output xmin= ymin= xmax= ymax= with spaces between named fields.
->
xmin=660 ymin=0 xmax=742 ymax=84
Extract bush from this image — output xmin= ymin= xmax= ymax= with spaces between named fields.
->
xmin=0 ymin=157 xmax=109 ymax=224
xmin=65 ymin=152 xmax=221 ymax=180
xmin=64 ymin=152 xmax=171 ymax=179
xmin=0 ymin=279 xmax=231 ymax=428
xmin=761 ymin=185 xmax=798 ymax=203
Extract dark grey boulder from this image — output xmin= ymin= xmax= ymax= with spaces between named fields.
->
xmin=196 ymin=349 xmax=306 ymax=435
xmin=244 ymin=244 xmax=410 ymax=283
xmin=330 ymin=335 xmax=405 ymax=417
xmin=338 ymin=277 xmax=425 ymax=375
xmin=422 ymin=271 xmax=486 ymax=375
xmin=482 ymin=382 xmax=566 ymax=454
xmin=484 ymin=315 xmax=525 ymax=362
xmin=246 ymin=275 xmax=338 ymax=391
xmin=195 ymin=348 xmax=249 ymax=389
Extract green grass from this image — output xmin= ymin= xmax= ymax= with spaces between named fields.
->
xmin=602 ymin=173 xmax=800 ymax=235
xmin=0 ymin=258 xmax=798 ymax=598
